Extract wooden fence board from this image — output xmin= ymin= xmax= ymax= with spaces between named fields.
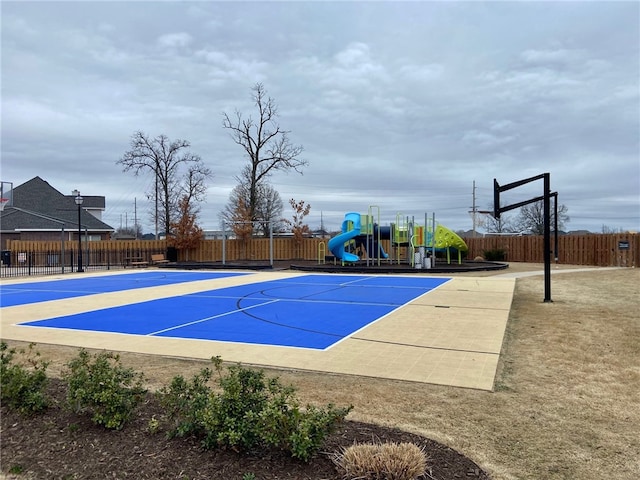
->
xmin=6 ymin=233 xmax=638 ymax=268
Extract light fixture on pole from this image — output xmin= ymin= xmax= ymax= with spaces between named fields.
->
xmin=73 ymin=190 xmax=84 ymax=273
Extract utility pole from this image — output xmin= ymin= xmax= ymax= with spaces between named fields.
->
xmin=470 ymin=180 xmax=478 ymax=238
xmin=155 ymin=175 xmax=159 ymax=240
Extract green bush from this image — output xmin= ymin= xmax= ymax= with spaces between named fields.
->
xmin=0 ymin=342 xmax=49 ymax=415
xmin=483 ymin=248 xmax=507 ymax=261
xmin=159 ymin=358 xmax=352 ymax=461
xmin=283 ymin=403 xmax=353 ymax=462
xmin=158 ymin=364 xmax=215 ymax=438
xmin=63 ymin=349 xmax=146 ymax=430
xmin=200 ymin=365 xmax=272 ymax=451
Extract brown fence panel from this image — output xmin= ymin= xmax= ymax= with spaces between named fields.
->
xmin=6 ymin=234 xmax=638 ymax=268
xmin=609 ymin=233 xmax=638 ymax=267
xmin=466 ymin=233 xmax=638 ymax=266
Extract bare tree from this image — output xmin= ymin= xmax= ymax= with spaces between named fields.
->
xmin=282 ymin=198 xmax=311 ymax=259
xmin=224 ymin=195 xmax=254 ymax=259
xmin=222 ymin=83 xmax=306 ymax=225
xmin=601 ymin=225 xmax=628 ymax=234
xmin=517 ymin=200 xmax=569 ymax=235
xmin=220 ymin=184 xmax=246 ymax=228
xmin=118 ymin=131 xmax=212 ymax=238
xmin=484 ymin=203 xmax=517 ymax=234
xmin=181 ymin=165 xmax=211 ymax=217
xmin=254 ymin=183 xmax=284 ymax=235
xmin=220 ymin=169 xmax=284 ymax=236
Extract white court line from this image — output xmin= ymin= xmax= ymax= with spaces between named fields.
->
xmin=147 ymin=299 xmax=280 ymax=336
xmin=264 ymin=277 xmax=445 ymax=290
xmin=0 ymin=288 xmax=103 ymax=296
xmin=190 ymin=292 xmax=406 ymax=308
xmin=340 ymin=276 xmax=374 ymax=286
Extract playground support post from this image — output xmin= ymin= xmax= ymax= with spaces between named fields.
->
xmin=431 ymin=212 xmax=436 ymax=265
xmin=367 ymin=205 xmax=382 ymax=267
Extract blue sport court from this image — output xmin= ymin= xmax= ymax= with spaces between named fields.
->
xmin=3 ymin=272 xmax=451 ymax=350
xmin=0 ymin=271 xmax=247 ymax=307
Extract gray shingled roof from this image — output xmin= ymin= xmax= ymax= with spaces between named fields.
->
xmin=0 ymin=177 xmax=114 ymax=232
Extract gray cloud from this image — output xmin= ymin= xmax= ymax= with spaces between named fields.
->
xmin=1 ymin=1 xmax=638 ymax=234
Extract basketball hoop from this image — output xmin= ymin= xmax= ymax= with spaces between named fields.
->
xmin=0 ymin=198 xmax=8 ymax=212
xmin=468 ymin=210 xmax=493 ymax=231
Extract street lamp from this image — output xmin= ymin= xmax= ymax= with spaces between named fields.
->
xmin=73 ymin=190 xmax=84 ymax=273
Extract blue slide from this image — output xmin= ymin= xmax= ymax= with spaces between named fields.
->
xmin=372 ymin=241 xmax=389 ymax=259
xmin=328 ymin=212 xmax=361 ymax=262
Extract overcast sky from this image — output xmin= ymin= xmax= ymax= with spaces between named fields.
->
xmin=2 ymin=1 xmax=639 ymax=234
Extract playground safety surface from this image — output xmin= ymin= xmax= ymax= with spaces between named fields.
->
xmin=160 ymin=259 xmax=510 ymax=274
xmin=0 ymin=268 xmax=516 ymax=390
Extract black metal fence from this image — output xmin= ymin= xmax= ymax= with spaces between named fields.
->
xmin=0 ymin=250 xmax=114 ymax=278
xmin=0 ymin=242 xmax=176 ymax=278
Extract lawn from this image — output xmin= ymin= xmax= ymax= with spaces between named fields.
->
xmin=2 ymin=265 xmax=638 ymax=479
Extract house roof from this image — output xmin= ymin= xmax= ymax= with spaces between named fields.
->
xmin=0 ymin=176 xmax=114 ymax=232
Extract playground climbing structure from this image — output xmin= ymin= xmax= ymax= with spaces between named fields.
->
xmin=328 ymin=208 xmax=469 ymax=267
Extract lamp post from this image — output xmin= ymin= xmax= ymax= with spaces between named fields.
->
xmin=73 ymin=190 xmax=84 ymax=272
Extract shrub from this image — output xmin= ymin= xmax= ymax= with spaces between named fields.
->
xmin=333 ymin=441 xmax=429 ymax=480
xmin=63 ymin=349 xmax=146 ymax=430
xmin=483 ymin=248 xmax=507 ymax=261
xmin=158 ymin=358 xmax=352 ymax=461
xmin=158 ymin=364 xmax=215 ymax=438
xmin=200 ymin=365 xmax=274 ymax=451
xmin=0 ymin=342 xmax=49 ymax=415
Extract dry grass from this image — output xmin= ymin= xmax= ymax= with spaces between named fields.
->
xmin=332 ymin=441 xmax=428 ymax=480
xmin=3 ymin=264 xmax=639 ymax=479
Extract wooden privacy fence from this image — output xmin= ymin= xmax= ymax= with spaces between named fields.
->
xmin=4 ymin=238 xmax=330 ymax=265
xmin=191 ymin=237 xmax=328 ymax=263
xmin=465 ymin=233 xmax=638 ymax=267
xmin=5 ymin=233 xmax=638 ymax=268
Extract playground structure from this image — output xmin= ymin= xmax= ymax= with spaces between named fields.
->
xmin=326 ymin=207 xmax=469 ymax=268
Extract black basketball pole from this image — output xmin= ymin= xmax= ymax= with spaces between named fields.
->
xmin=543 ymin=173 xmax=552 ymax=302
xmin=494 ymin=173 xmax=554 ymax=303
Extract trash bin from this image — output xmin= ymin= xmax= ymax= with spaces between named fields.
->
xmin=1 ymin=250 xmax=10 ymax=267
xmin=166 ymin=246 xmax=178 ymax=262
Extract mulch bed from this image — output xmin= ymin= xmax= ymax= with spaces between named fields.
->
xmin=1 ymin=379 xmax=490 ymax=479
xmin=163 ymin=259 xmax=508 ymax=275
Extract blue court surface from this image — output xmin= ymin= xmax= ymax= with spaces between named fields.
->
xmin=16 ymin=274 xmax=451 ymax=350
xmin=0 ymin=271 xmax=248 ymax=307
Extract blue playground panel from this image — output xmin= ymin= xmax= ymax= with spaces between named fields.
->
xmin=19 ymin=274 xmax=451 ymax=350
xmin=0 ymin=271 xmax=248 ymax=307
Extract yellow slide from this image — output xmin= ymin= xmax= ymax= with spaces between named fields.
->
xmin=433 ymin=225 xmax=468 ymax=264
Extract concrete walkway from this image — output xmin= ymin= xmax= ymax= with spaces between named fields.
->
xmin=494 ymin=266 xmax=624 ymax=278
